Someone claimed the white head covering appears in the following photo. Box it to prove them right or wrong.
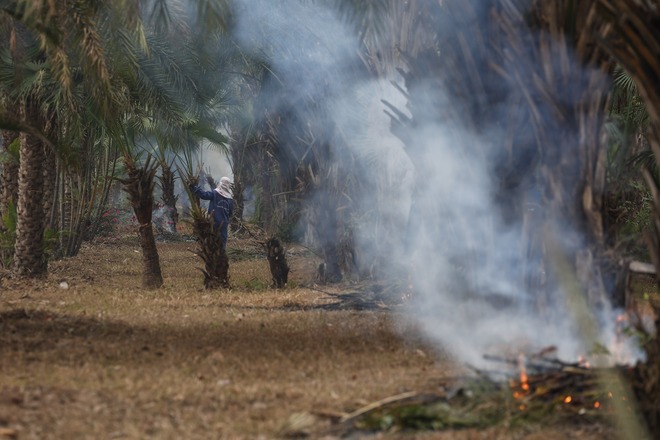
[215,176,233,199]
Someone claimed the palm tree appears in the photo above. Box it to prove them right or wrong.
[592,1,660,435]
[379,0,618,312]
[603,67,652,257]
[1,0,232,281]
[373,0,657,434]
[178,151,230,289]
[232,0,390,282]
[119,152,163,288]
[115,1,234,288]
[496,1,615,309]
[0,0,134,276]
[595,0,660,272]
[13,99,48,276]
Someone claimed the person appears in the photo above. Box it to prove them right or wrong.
[190,176,234,248]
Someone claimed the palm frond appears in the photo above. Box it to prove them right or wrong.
[194,0,232,34]
[613,66,637,94]
[312,0,391,45]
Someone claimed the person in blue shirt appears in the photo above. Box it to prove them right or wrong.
[191,176,234,248]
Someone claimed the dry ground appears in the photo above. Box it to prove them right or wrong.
[0,234,622,439]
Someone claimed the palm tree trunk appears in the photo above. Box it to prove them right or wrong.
[0,130,19,268]
[229,128,247,231]
[184,175,230,289]
[60,170,73,252]
[258,141,276,234]
[1,130,19,218]
[231,175,244,231]
[42,129,58,232]
[120,154,163,289]
[310,189,342,283]
[266,237,289,288]
[138,222,164,288]
[191,208,230,289]
[13,99,47,277]
[159,161,178,232]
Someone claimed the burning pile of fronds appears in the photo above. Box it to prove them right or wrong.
[325,347,656,438]
[484,351,639,421]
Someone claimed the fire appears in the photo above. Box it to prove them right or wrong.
[517,354,529,392]
[510,353,531,407]
[563,396,572,404]
[594,401,600,409]
[577,355,591,369]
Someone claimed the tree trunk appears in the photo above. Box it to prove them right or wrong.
[0,130,19,268]
[13,100,47,277]
[1,131,19,219]
[265,237,289,288]
[159,161,179,232]
[229,128,247,231]
[181,173,229,289]
[120,155,163,289]
[138,222,163,289]
[258,141,276,234]
[231,174,244,231]
[311,189,342,283]
[42,112,58,233]
[60,170,73,252]
[189,201,229,289]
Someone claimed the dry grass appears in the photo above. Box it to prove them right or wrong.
[0,236,616,439]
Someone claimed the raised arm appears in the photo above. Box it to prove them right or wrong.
[191,185,214,200]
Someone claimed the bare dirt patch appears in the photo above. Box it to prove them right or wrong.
[0,237,618,439]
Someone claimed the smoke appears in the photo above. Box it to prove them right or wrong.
[152,205,177,234]
[201,146,233,182]
[231,0,359,100]
[228,1,646,368]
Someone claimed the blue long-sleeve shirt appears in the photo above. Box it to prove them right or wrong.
[191,186,234,247]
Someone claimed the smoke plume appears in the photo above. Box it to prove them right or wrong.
[228,0,646,369]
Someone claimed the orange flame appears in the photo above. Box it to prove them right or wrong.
[517,354,530,392]
[594,401,601,409]
[510,354,531,403]
[577,355,591,369]
[564,396,572,404]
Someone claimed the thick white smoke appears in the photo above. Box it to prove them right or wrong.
[229,0,646,369]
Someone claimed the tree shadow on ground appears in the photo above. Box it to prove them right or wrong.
[0,307,399,369]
